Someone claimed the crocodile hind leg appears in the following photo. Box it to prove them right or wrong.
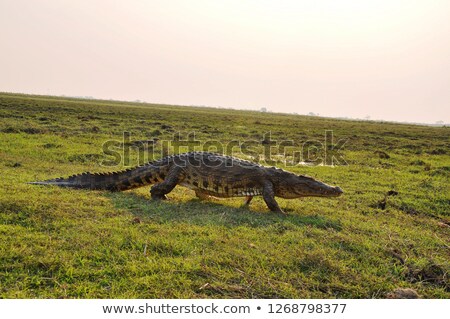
[262,182,284,214]
[150,166,184,200]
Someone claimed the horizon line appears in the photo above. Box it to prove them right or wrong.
[1,90,448,127]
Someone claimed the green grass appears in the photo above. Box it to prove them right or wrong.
[0,92,449,298]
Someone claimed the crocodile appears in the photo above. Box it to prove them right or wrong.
[30,151,343,213]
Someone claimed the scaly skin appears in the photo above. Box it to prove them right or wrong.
[30,152,343,213]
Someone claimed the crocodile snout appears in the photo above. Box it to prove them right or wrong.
[334,186,344,196]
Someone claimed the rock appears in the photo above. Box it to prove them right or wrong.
[386,288,419,299]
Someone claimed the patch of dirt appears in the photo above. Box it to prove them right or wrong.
[42,143,62,149]
[410,159,427,166]
[374,150,390,159]
[386,288,419,299]
[406,262,449,290]
[400,206,419,215]
[131,217,141,224]
[375,199,387,210]
[387,190,399,196]
[5,162,22,168]
[1,127,20,133]
[431,166,450,177]
[428,148,447,155]
[23,127,46,134]
[78,115,102,121]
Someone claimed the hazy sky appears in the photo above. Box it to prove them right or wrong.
[1,0,449,123]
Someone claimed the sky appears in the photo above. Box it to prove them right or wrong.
[1,0,449,124]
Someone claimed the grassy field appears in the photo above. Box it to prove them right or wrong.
[0,92,449,298]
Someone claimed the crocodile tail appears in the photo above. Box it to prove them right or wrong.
[29,165,160,191]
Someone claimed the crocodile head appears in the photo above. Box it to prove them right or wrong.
[275,172,343,199]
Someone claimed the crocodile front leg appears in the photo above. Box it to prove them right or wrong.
[242,195,253,206]
[150,166,184,200]
[262,181,284,214]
